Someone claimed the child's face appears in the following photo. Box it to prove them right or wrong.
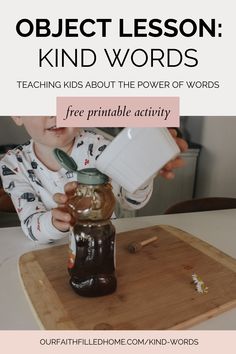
[12,116,78,149]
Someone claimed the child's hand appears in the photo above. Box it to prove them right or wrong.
[52,181,78,232]
[159,128,188,180]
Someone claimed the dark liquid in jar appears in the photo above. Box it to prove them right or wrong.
[69,221,117,297]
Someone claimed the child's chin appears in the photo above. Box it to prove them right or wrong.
[48,127,66,135]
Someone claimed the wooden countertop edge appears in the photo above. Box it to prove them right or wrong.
[162,225,236,272]
[169,299,236,330]
[19,252,76,330]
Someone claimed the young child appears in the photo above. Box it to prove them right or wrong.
[0,116,187,243]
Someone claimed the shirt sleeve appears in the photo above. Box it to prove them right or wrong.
[0,161,69,244]
[112,178,154,211]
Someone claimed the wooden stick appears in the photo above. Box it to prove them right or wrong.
[128,236,158,253]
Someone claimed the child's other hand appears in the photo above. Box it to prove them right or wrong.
[52,181,78,232]
[159,128,188,180]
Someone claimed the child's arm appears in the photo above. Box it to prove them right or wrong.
[0,168,70,243]
[112,178,154,210]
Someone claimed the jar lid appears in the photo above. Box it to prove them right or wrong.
[54,148,109,184]
[77,168,109,185]
[54,148,78,172]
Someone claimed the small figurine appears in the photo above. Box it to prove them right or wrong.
[192,273,208,294]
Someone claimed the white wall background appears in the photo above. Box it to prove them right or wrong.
[185,116,236,198]
[0,116,29,145]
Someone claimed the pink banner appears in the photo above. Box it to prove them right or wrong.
[1,330,236,354]
[56,96,179,127]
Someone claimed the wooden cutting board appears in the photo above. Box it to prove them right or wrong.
[19,225,236,330]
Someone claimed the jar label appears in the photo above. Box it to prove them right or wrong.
[68,229,76,269]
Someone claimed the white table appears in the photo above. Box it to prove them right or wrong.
[1,209,236,330]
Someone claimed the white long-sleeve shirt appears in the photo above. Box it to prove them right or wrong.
[0,130,153,243]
